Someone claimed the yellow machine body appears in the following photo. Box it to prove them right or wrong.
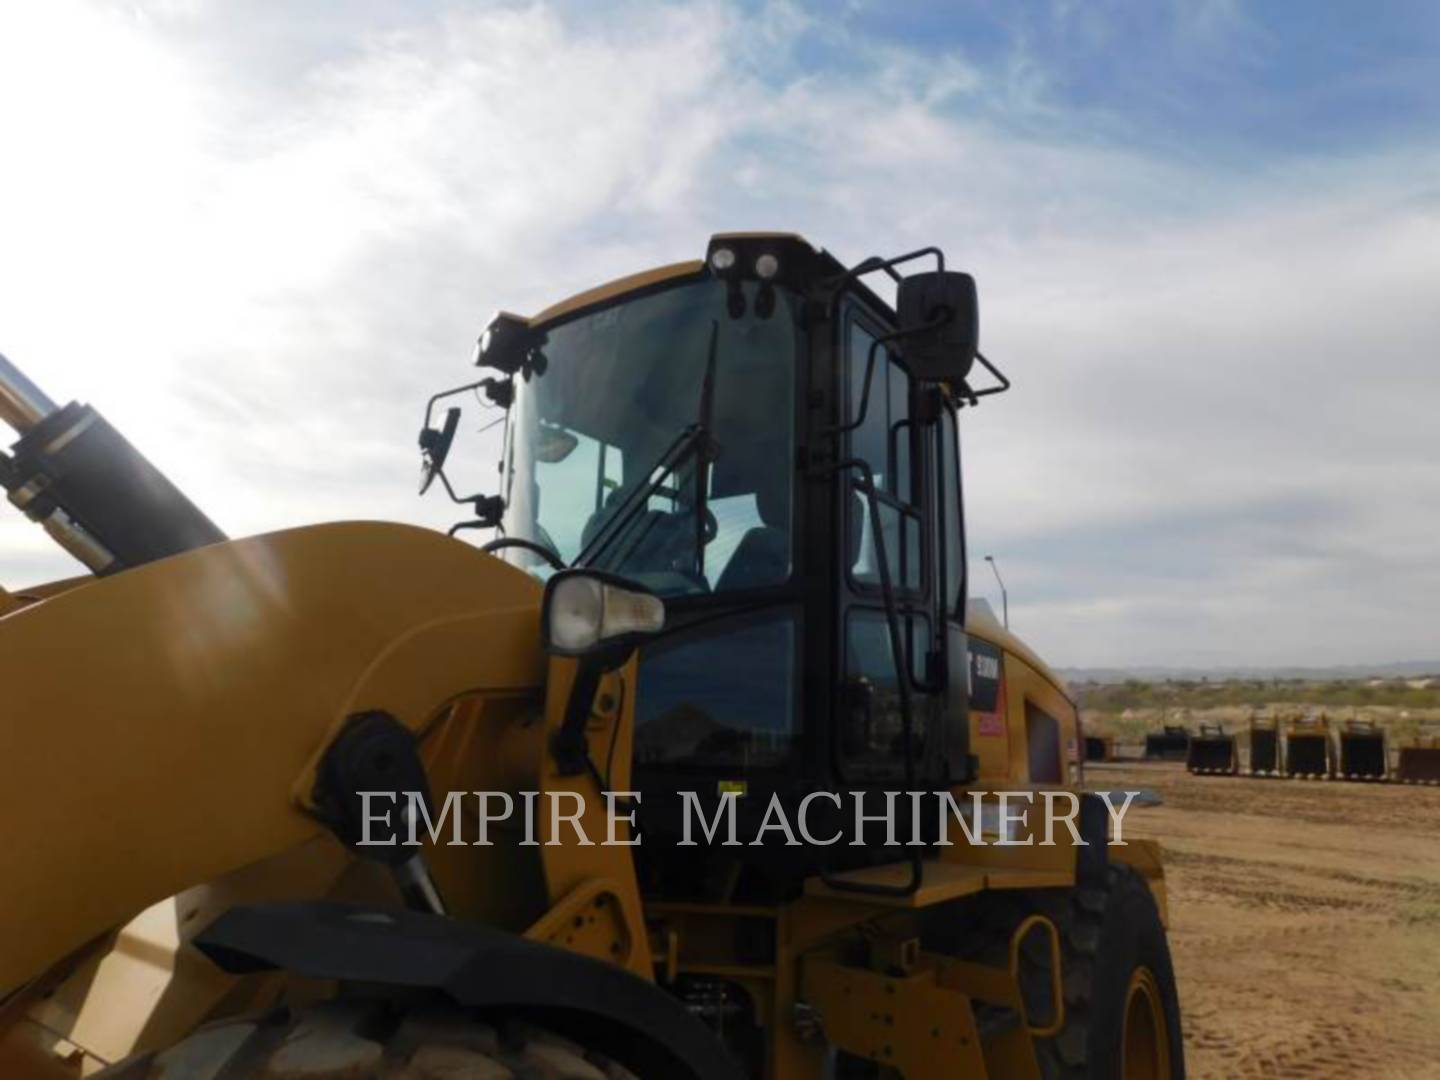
[0,525,1161,1077]
[0,237,1175,1079]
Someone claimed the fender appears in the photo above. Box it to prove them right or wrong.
[0,521,543,992]
[197,900,742,1080]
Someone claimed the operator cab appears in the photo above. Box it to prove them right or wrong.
[420,233,1010,885]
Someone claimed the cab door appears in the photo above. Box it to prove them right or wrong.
[833,303,949,788]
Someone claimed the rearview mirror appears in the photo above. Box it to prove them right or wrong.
[535,422,580,464]
[895,271,978,384]
[418,406,461,494]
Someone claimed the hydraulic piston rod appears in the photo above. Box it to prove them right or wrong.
[1,351,226,574]
[0,350,59,433]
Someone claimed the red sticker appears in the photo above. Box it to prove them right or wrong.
[977,713,1003,736]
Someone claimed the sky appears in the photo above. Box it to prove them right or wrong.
[1,0,1438,669]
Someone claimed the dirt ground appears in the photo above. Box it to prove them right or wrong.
[1086,761,1440,1079]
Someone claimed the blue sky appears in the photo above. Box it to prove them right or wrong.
[836,2,1440,154]
[1,1,1438,668]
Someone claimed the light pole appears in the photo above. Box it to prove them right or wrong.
[984,555,1008,629]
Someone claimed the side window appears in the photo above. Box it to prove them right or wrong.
[848,319,922,590]
[1026,701,1063,784]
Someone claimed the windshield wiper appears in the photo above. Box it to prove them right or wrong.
[575,323,723,575]
[693,320,720,578]
[574,422,706,568]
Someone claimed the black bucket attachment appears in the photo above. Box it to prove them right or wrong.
[1084,735,1115,762]
[1397,738,1440,785]
[1337,721,1387,781]
[1249,718,1281,776]
[1144,725,1190,761]
[1283,719,1334,779]
[1186,723,1237,775]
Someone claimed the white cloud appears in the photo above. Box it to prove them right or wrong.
[2,1,1436,668]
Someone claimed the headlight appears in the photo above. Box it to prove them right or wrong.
[543,571,665,657]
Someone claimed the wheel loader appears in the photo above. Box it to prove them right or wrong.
[0,232,1183,1078]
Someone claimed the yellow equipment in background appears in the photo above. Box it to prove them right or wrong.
[0,233,1182,1078]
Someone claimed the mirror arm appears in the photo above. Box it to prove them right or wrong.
[956,350,1011,407]
[444,496,506,537]
[823,246,945,311]
[433,466,469,505]
[423,379,480,431]
[422,375,512,431]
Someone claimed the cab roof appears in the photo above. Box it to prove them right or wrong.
[521,231,897,330]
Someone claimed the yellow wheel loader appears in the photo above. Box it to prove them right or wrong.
[0,232,1182,1078]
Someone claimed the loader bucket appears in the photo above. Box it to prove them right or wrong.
[1144,725,1190,761]
[1186,725,1237,775]
[1397,741,1440,785]
[1084,735,1114,762]
[1249,724,1280,776]
[1337,724,1387,781]
[1284,731,1333,779]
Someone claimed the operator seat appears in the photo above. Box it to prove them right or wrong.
[580,489,670,566]
[715,476,791,591]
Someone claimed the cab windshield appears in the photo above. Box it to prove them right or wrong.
[499,277,799,597]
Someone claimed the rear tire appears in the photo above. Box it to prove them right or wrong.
[1046,864,1184,1080]
[95,997,642,1079]
[934,864,1185,1080]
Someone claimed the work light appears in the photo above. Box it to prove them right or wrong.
[543,570,665,658]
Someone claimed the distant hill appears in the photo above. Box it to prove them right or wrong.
[1057,661,1440,683]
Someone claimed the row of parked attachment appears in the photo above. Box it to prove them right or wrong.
[1084,718,1440,784]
